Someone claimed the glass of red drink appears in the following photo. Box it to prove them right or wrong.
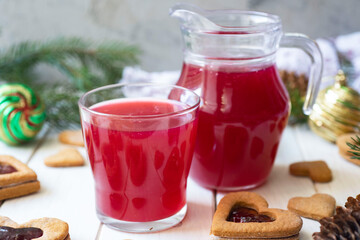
[170,4,323,191]
[78,83,200,232]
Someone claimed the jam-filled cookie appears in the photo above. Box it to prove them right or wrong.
[211,192,302,239]
[0,155,40,201]
[0,216,70,240]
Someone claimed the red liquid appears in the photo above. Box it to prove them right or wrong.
[178,62,289,189]
[83,99,198,222]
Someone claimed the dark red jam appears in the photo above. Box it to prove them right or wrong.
[226,205,274,223]
[0,226,43,240]
[0,164,17,174]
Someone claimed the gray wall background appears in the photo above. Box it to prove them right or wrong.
[0,0,359,72]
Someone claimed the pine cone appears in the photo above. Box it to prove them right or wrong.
[279,70,309,125]
[279,70,308,97]
[313,194,360,240]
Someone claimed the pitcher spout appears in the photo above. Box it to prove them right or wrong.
[169,3,219,31]
[170,3,283,59]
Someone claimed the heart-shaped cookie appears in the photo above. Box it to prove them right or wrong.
[0,155,40,201]
[211,192,302,239]
[288,193,336,221]
[59,130,84,147]
[0,216,70,240]
[44,148,85,167]
[289,161,332,182]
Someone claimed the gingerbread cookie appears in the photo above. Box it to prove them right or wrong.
[44,148,85,167]
[336,133,360,166]
[0,155,40,201]
[289,160,332,182]
[58,130,84,147]
[288,193,336,221]
[0,216,70,240]
[211,192,302,239]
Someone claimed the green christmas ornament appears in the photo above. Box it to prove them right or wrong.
[0,83,46,145]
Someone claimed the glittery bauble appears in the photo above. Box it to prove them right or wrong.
[309,71,360,142]
[0,83,46,145]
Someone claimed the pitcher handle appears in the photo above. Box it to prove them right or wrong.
[280,33,323,115]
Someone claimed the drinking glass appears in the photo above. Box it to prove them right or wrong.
[78,83,200,232]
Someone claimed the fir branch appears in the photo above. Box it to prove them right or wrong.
[0,37,139,90]
[347,135,360,160]
[34,82,84,128]
[288,88,307,124]
[0,37,140,127]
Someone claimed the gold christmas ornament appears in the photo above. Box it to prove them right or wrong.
[309,71,360,142]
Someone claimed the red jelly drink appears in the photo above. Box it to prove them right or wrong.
[83,99,198,222]
[178,62,290,190]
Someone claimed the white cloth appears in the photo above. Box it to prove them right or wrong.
[121,67,179,85]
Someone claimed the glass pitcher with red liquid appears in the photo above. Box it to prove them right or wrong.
[170,3,323,191]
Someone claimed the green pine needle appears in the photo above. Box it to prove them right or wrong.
[346,135,360,160]
[0,37,140,128]
[288,88,307,125]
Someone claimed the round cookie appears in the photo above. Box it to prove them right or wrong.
[336,133,360,166]
[339,150,360,166]
[336,133,358,156]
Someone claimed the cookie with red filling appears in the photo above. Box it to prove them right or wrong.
[0,155,40,201]
[0,216,70,240]
[211,192,302,239]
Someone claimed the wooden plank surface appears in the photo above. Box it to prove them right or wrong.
[295,125,360,206]
[216,127,320,239]
[0,126,358,239]
[0,126,49,163]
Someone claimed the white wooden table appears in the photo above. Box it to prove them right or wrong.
[1,125,359,240]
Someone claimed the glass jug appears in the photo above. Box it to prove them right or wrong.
[170,3,323,191]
